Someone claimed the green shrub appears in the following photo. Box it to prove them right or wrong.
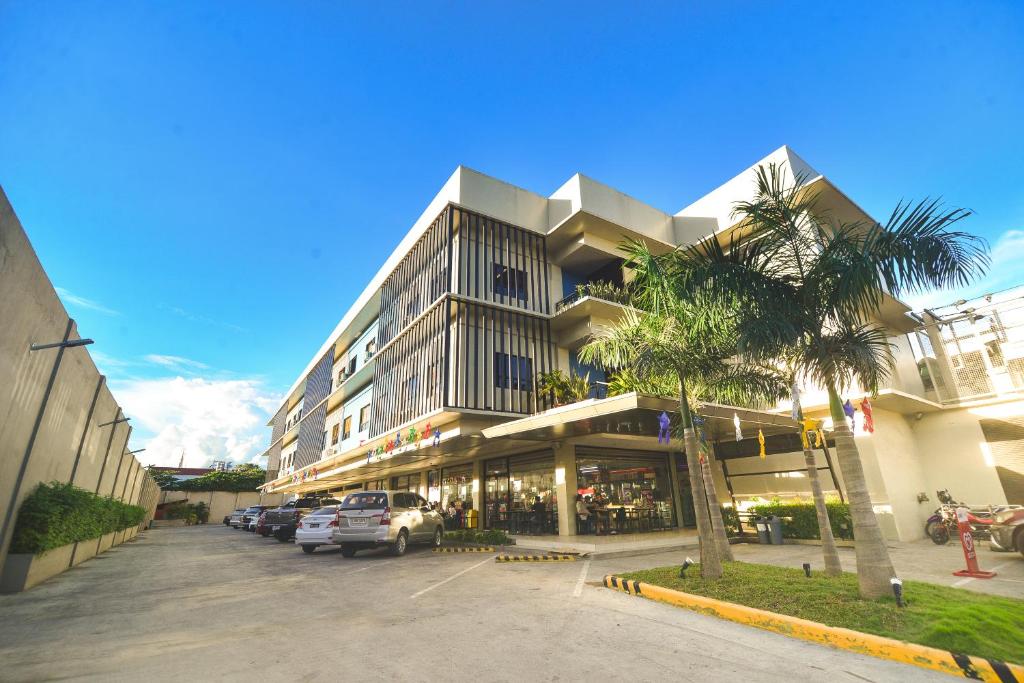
[10,482,147,554]
[748,501,854,540]
[444,528,513,546]
[719,506,741,536]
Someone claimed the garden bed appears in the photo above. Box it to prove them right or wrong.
[618,561,1023,664]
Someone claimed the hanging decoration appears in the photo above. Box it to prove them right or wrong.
[408,427,419,446]
[814,420,824,447]
[733,412,743,441]
[860,397,875,433]
[311,467,318,479]
[394,431,402,448]
[800,417,816,449]
[843,399,856,431]
[657,411,671,444]
[433,427,442,447]
[790,382,802,422]
[758,429,766,459]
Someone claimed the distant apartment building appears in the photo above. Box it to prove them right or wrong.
[258,147,1018,542]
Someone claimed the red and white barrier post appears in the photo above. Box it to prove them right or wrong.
[951,507,996,579]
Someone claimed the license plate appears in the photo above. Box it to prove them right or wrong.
[349,518,368,527]
[272,525,280,531]
[308,523,320,528]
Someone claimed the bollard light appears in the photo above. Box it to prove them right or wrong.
[890,577,904,607]
[802,562,811,578]
[679,556,694,578]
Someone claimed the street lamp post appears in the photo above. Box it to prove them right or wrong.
[0,321,95,558]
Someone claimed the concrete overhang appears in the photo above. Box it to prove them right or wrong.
[787,388,944,417]
[547,211,675,270]
[481,392,799,443]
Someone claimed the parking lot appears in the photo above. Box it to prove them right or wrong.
[0,526,958,682]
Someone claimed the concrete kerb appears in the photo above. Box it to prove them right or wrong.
[602,575,1023,682]
[433,546,496,553]
[496,553,577,562]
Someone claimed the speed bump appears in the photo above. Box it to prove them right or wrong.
[433,546,495,553]
[602,575,1023,681]
[495,554,576,562]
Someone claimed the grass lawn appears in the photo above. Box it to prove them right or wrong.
[618,561,1024,664]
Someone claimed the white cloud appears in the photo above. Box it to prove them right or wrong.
[55,287,119,315]
[111,376,279,468]
[144,354,209,370]
[904,227,1024,311]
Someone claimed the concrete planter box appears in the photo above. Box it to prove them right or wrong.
[97,531,115,554]
[70,539,98,567]
[0,544,75,593]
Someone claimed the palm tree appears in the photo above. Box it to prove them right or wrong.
[579,262,787,575]
[679,163,988,597]
[786,366,843,577]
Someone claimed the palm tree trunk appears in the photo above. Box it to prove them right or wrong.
[679,378,722,579]
[827,385,895,598]
[803,445,843,576]
[700,448,734,561]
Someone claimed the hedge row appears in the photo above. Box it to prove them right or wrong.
[748,502,854,540]
[10,482,147,554]
[443,528,513,546]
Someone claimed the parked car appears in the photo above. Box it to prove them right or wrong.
[241,505,273,531]
[255,511,270,537]
[333,491,443,557]
[295,506,340,553]
[990,507,1024,557]
[228,508,248,528]
[223,511,238,526]
[264,496,341,542]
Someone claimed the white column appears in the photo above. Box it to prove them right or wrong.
[554,442,576,536]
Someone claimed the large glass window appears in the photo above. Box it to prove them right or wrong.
[484,452,556,535]
[391,474,419,493]
[576,449,676,534]
[440,464,472,509]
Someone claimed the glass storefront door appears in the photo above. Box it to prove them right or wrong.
[575,447,677,534]
[440,464,473,529]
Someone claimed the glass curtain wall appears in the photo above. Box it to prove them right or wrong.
[484,451,556,535]
[575,448,676,534]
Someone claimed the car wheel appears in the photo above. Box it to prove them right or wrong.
[340,545,357,558]
[275,529,291,543]
[301,545,316,554]
[926,521,950,545]
[390,530,408,556]
[432,527,443,548]
[259,529,270,537]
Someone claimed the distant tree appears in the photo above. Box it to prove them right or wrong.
[176,466,266,493]
[147,466,179,491]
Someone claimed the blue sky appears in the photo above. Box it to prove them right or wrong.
[2,2,1022,466]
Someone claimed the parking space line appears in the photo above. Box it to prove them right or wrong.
[410,556,492,599]
[573,559,591,597]
[951,561,1014,587]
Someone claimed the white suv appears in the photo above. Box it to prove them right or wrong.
[333,491,444,557]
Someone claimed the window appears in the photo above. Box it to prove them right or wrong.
[331,424,340,446]
[343,416,352,441]
[494,352,533,390]
[359,405,370,432]
[365,339,376,358]
[348,356,357,374]
[493,263,528,301]
[407,374,418,400]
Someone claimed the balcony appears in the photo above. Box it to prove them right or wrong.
[551,283,633,348]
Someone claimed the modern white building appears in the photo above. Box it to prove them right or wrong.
[258,146,1020,542]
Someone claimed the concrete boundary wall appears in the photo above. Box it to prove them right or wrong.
[0,186,158,575]
[159,491,285,523]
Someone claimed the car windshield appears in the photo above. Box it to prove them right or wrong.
[309,507,336,516]
[245,507,262,513]
[341,492,388,510]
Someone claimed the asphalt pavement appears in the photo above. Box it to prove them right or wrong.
[0,525,955,682]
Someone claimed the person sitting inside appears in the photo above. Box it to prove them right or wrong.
[576,493,592,534]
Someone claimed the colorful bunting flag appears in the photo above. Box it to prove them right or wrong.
[758,429,766,459]
[733,412,743,441]
[861,397,874,433]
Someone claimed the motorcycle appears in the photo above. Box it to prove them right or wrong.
[924,489,1020,545]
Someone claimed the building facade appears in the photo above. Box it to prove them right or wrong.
[259,147,1019,542]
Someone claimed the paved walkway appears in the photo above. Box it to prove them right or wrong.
[0,525,953,682]
[731,539,1024,598]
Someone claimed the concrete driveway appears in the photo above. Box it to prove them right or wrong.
[730,538,1024,599]
[0,526,953,682]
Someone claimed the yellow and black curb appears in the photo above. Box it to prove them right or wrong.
[602,575,1022,682]
[433,546,496,553]
[496,554,577,562]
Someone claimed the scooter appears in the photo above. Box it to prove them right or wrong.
[924,489,1014,545]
